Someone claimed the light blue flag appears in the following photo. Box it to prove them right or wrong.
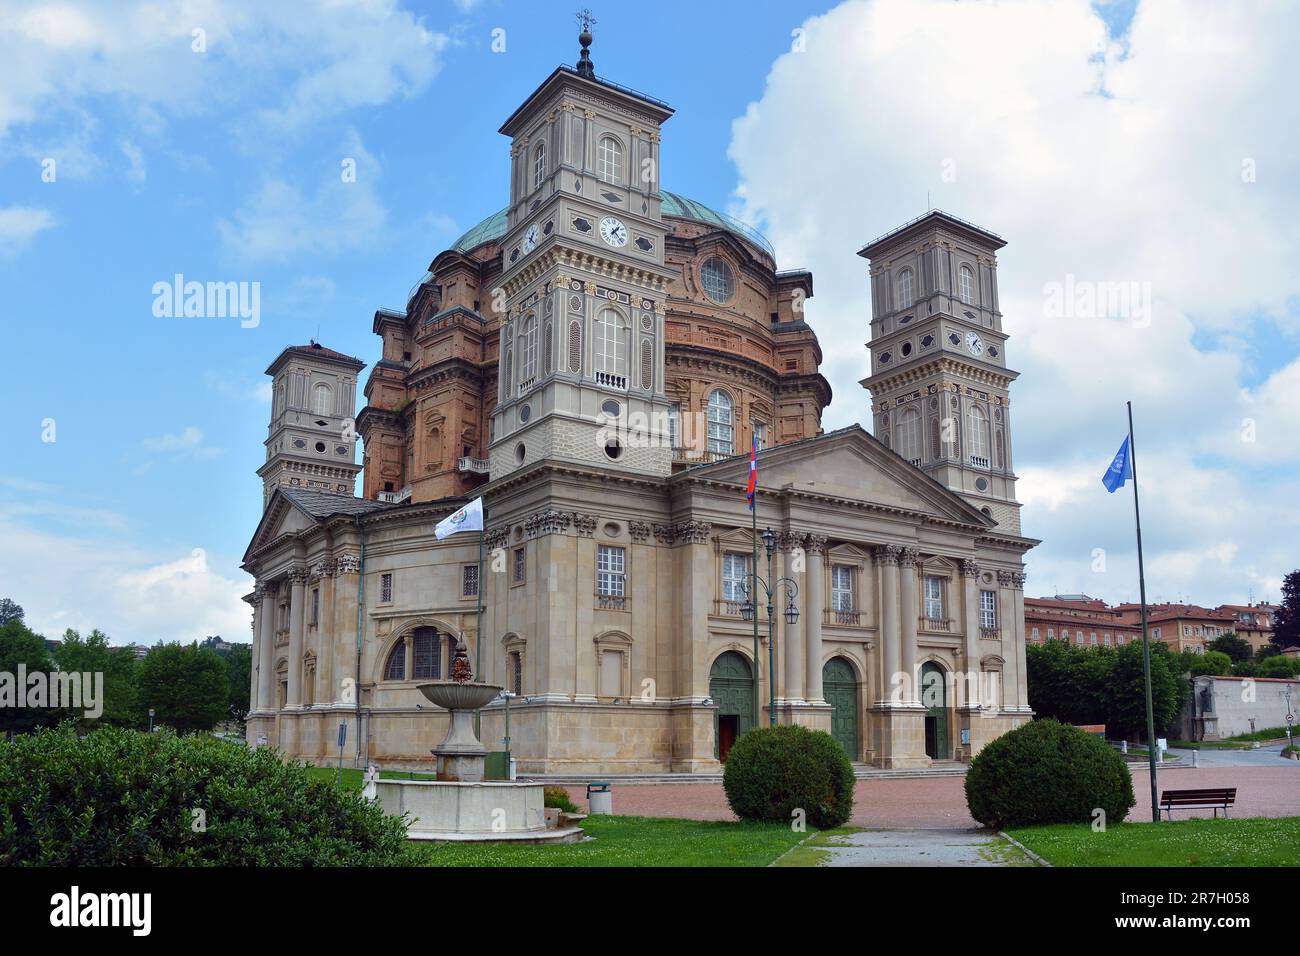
[1101,436,1133,493]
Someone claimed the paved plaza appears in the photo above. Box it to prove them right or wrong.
[559,764,1300,828]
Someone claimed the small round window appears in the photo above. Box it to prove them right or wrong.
[601,399,621,418]
[515,443,526,463]
[519,403,532,423]
[605,440,623,460]
[700,257,734,304]
[314,441,326,453]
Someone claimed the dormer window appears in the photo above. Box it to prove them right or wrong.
[598,136,623,184]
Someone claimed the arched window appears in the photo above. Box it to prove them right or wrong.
[897,268,914,309]
[593,308,625,383]
[383,641,405,681]
[959,265,975,305]
[967,404,988,462]
[707,389,734,455]
[895,408,921,464]
[533,142,546,190]
[598,136,623,184]
[412,628,441,680]
[519,313,538,383]
[312,382,332,415]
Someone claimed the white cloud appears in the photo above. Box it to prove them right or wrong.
[0,0,449,149]
[0,516,251,644]
[216,130,388,261]
[140,425,222,464]
[119,137,145,184]
[0,204,56,255]
[729,0,1300,605]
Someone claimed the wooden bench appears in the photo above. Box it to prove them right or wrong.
[1159,787,1236,820]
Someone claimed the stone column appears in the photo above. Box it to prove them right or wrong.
[286,568,307,708]
[671,521,714,699]
[333,552,361,707]
[403,633,414,679]
[996,570,1016,712]
[873,545,901,703]
[247,589,261,710]
[780,532,805,705]
[314,559,336,705]
[899,547,920,705]
[804,535,827,703]
[257,583,276,712]
[1014,574,1028,711]
[959,561,981,709]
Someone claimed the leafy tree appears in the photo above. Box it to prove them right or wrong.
[1104,640,1187,740]
[1274,570,1300,649]
[0,619,59,735]
[1208,632,1252,663]
[136,642,229,733]
[1257,644,1281,660]
[1232,658,1262,678]
[1187,650,1232,677]
[1259,655,1300,679]
[0,599,23,626]
[53,629,143,728]
[225,643,252,723]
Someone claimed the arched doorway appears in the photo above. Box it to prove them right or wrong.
[709,651,754,762]
[822,657,859,759]
[921,661,949,760]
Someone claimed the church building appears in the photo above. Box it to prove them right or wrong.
[243,28,1037,773]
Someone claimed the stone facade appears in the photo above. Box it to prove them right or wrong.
[243,34,1037,774]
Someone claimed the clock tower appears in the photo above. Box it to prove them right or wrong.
[489,23,678,481]
[859,211,1023,533]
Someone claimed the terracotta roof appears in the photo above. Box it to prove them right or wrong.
[265,341,366,375]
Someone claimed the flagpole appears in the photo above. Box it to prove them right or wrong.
[1128,401,1160,823]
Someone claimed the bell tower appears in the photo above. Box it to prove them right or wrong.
[258,342,364,507]
[488,20,678,480]
[859,211,1022,533]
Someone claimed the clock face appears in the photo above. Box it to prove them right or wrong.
[599,216,628,247]
[965,331,984,356]
[522,223,539,254]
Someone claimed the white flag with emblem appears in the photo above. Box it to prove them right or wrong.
[434,496,484,540]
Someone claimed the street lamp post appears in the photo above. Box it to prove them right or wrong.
[741,527,800,726]
[148,708,155,733]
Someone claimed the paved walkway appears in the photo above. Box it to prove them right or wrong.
[559,765,1300,827]
[776,828,1035,867]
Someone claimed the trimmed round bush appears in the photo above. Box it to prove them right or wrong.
[965,718,1135,829]
[0,724,416,865]
[722,724,854,829]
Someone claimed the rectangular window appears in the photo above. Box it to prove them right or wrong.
[310,587,319,626]
[1047,628,1055,640]
[510,651,522,696]
[513,548,526,584]
[380,573,393,604]
[722,552,752,603]
[596,545,626,596]
[667,403,680,449]
[923,575,944,619]
[462,565,479,598]
[979,589,997,629]
[1031,626,1039,641]
[1090,631,1098,645]
[831,565,854,611]
[753,421,769,451]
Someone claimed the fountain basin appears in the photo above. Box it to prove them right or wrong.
[374,778,584,844]
[418,680,502,711]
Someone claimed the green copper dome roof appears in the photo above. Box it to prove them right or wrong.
[450,191,773,258]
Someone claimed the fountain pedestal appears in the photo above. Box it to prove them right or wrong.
[370,675,582,843]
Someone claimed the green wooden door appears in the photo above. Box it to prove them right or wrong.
[921,662,948,759]
[710,652,754,760]
[822,657,859,758]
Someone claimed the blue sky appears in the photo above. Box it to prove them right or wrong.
[4,0,1297,644]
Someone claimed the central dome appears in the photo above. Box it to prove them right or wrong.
[450,190,773,258]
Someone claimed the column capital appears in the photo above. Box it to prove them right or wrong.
[997,569,1024,589]
[335,553,361,575]
[872,543,901,566]
[898,546,920,568]
[310,559,336,581]
[961,559,981,578]
[804,534,828,556]
[652,523,675,546]
[288,567,310,587]
[628,520,652,544]
[673,520,712,545]
[776,530,804,553]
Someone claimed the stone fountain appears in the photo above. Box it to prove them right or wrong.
[372,640,583,843]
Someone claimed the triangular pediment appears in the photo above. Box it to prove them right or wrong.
[677,425,993,527]
[243,490,325,563]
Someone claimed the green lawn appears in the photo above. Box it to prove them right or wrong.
[1008,817,1300,867]
[412,814,808,867]
[304,766,806,866]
